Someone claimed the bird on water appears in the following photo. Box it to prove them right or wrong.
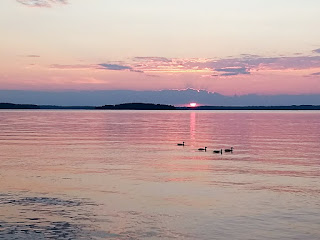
[198,147,207,152]
[213,149,222,154]
[177,142,185,146]
[225,147,233,152]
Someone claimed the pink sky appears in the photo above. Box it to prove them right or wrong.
[1,0,320,95]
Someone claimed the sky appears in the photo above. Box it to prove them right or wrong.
[1,0,320,96]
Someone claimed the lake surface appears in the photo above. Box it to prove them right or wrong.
[0,110,319,239]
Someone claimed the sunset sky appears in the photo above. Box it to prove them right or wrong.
[1,0,320,95]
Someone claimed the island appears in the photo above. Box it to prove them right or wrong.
[0,103,40,109]
[96,103,176,110]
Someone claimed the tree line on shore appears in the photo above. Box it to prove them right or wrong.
[1,102,320,110]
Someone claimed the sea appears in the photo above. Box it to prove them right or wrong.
[0,110,319,240]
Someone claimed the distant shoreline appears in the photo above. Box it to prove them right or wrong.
[1,102,320,110]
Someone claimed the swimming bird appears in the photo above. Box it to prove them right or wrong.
[224,147,233,152]
[198,147,207,152]
[177,142,185,146]
[213,149,222,154]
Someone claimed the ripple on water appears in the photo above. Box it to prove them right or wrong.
[0,193,118,239]
[0,193,192,239]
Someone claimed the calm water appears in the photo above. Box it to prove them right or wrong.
[0,110,320,240]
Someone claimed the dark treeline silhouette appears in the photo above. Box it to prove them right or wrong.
[39,105,94,109]
[178,105,320,110]
[0,103,94,109]
[0,103,40,109]
[96,103,176,110]
[1,102,320,110]
[2,89,320,106]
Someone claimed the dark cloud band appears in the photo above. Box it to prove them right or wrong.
[215,67,250,76]
[98,64,133,71]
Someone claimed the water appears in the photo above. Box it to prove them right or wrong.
[0,110,319,239]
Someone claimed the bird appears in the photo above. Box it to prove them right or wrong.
[198,147,207,151]
[213,149,222,154]
[177,142,185,146]
[224,147,233,152]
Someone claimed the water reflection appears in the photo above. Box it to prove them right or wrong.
[189,111,196,141]
[0,110,320,239]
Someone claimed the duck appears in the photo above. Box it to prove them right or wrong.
[224,147,233,152]
[177,142,185,146]
[213,149,222,154]
[198,147,207,152]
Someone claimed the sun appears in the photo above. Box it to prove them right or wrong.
[189,102,197,107]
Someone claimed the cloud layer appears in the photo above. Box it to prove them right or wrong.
[50,63,143,73]
[313,48,320,54]
[129,54,320,76]
[17,0,68,8]
[49,53,320,78]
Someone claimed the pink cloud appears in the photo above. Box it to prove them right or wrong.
[47,54,320,79]
[131,55,320,76]
[10,53,318,95]
[50,63,143,73]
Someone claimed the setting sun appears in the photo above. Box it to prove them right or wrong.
[189,102,197,107]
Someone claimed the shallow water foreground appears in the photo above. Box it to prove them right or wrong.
[0,110,320,239]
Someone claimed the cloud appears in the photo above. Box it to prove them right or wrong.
[50,53,320,77]
[98,63,133,71]
[184,55,320,72]
[50,63,133,71]
[50,63,144,73]
[26,55,40,58]
[134,57,172,62]
[313,48,320,54]
[310,72,320,76]
[132,57,207,73]
[16,0,68,8]
[50,64,93,69]
[215,67,250,76]
[98,63,144,73]
[271,56,320,70]
[239,54,261,58]
[130,54,320,76]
